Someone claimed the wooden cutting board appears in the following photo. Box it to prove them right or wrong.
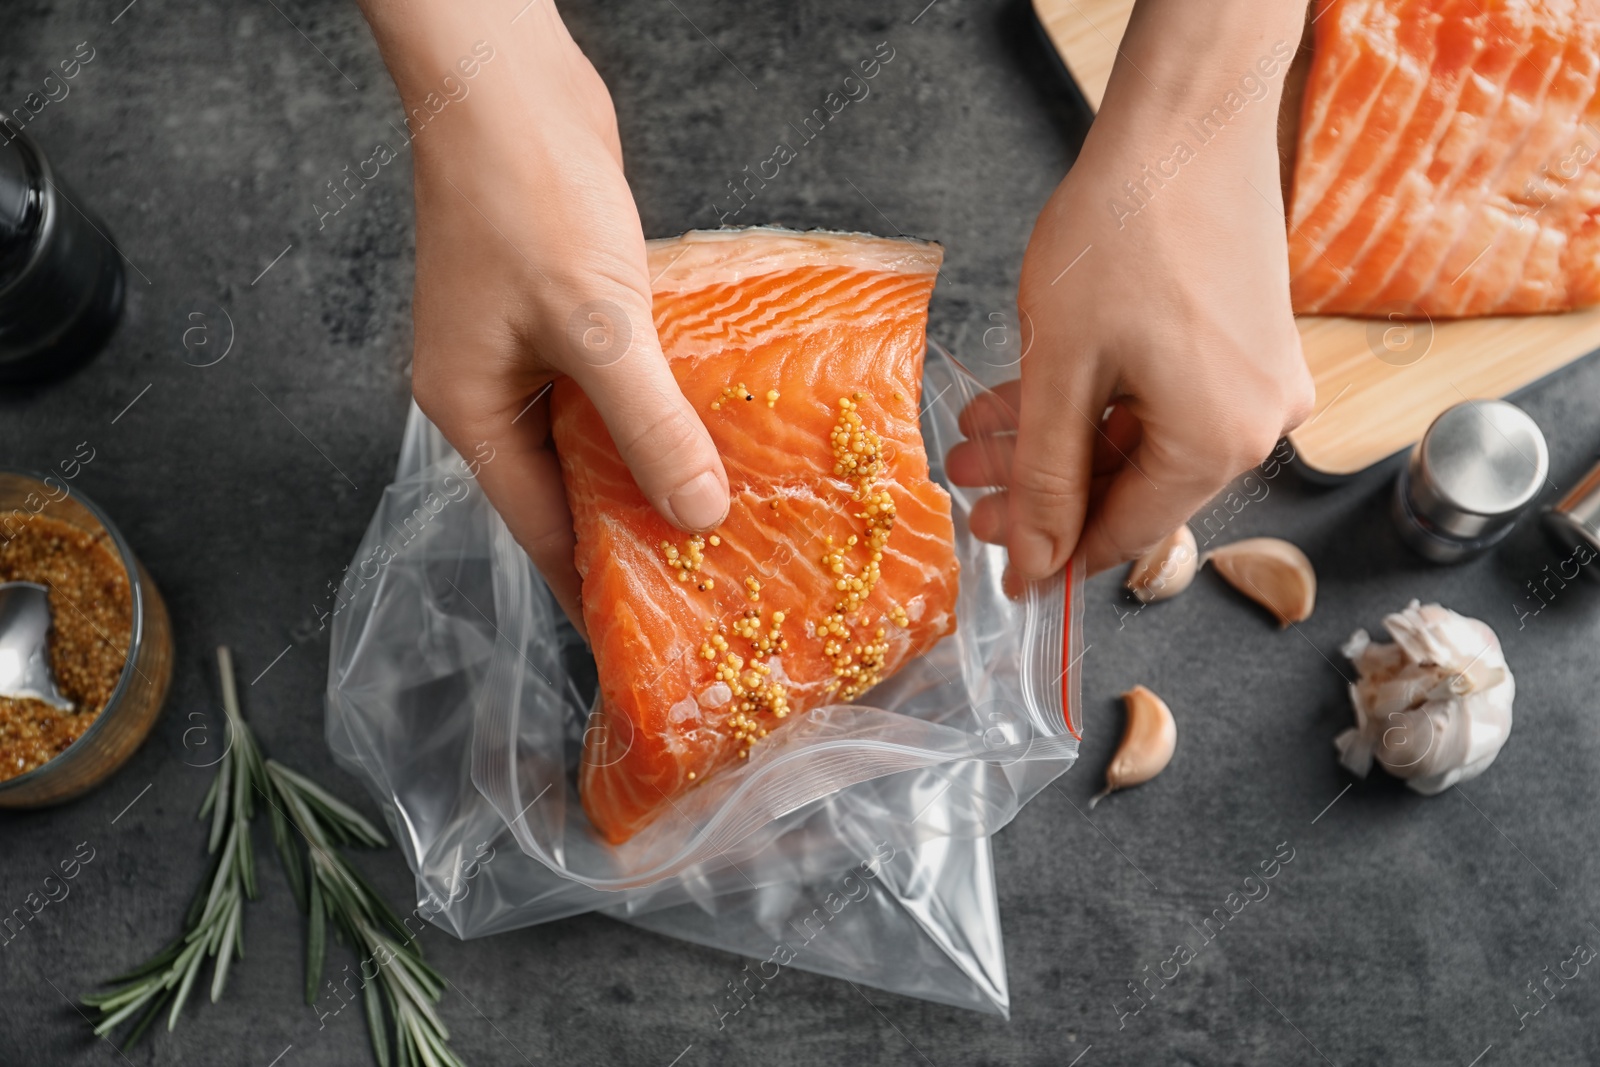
[1033,0,1600,477]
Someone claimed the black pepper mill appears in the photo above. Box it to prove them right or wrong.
[0,128,123,384]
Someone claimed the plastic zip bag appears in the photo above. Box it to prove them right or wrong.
[326,342,1086,1016]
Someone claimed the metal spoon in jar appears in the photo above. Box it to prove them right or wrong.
[0,582,73,709]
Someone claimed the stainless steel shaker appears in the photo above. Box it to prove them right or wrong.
[1392,399,1549,563]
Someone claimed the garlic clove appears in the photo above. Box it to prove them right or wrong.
[1126,525,1199,604]
[1090,684,1177,808]
[1203,537,1316,627]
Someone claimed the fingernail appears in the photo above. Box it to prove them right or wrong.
[1009,525,1059,581]
[665,471,727,531]
[1001,565,1025,601]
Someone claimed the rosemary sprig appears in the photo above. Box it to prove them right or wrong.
[269,759,464,1067]
[82,646,264,1045]
[83,647,468,1067]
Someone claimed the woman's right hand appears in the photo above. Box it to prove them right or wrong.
[947,0,1314,581]
[359,1,729,631]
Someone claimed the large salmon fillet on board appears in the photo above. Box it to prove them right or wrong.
[551,227,961,846]
[1288,0,1600,317]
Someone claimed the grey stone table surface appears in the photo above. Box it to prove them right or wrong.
[5,1,1600,1065]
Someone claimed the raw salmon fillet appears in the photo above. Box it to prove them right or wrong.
[552,228,960,845]
[1288,0,1600,317]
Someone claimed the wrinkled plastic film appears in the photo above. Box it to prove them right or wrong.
[326,343,1086,1016]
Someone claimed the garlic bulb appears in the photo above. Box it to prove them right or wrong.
[1091,685,1176,808]
[1127,526,1198,603]
[1334,600,1514,796]
[1203,537,1316,626]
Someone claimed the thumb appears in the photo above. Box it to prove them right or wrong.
[1006,374,1101,581]
[559,294,729,531]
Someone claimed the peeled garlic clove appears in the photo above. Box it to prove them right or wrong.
[1090,685,1176,808]
[1204,537,1316,627]
[1126,525,1199,604]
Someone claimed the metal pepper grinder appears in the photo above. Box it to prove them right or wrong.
[1545,456,1600,581]
[0,128,124,383]
[1392,399,1549,563]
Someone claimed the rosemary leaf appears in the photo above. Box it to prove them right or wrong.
[415,1026,447,1067]
[397,1014,417,1067]
[231,726,249,837]
[101,937,184,987]
[389,944,444,1002]
[195,833,236,930]
[306,877,326,1005]
[166,937,206,1031]
[363,969,390,1067]
[182,854,217,930]
[198,765,219,821]
[84,981,157,1015]
[410,954,447,995]
[120,991,170,1050]
[345,865,413,943]
[164,939,203,993]
[382,948,447,1036]
[91,986,160,1036]
[239,808,258,900]
[206,753,231,853]
[271,762,388,846]
[270,798,308,912]
[210,900,242,1003]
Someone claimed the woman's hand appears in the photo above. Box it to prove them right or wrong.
[950,0,1314,579]
[359,2,728,629]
